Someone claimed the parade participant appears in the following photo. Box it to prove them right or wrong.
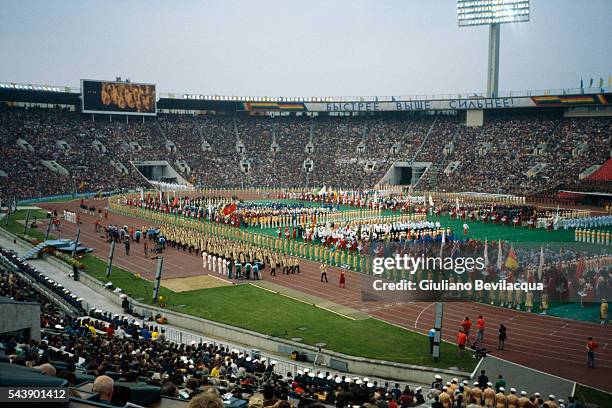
[234,260,242,279]
[517,391,529,408]
[470,382,483,406]
[483,383,496,408]
[227,259,233,279]
[244,261,252,280]
[497,324,507,350]
[438,387,452,408]
[144,241,148,258]
[320,263,328,283]
[586,336,598,368]
[456,329,467,357]
[507,388,519,408]
[270,256,276,276]
[292,257,300,274]
[218,256,225,275]
[463,223,469,235]
[461,317,472,339]
[251,261,258,279]
[339,269,346,288]
[476,315,485,345]
[495,387,507,408]
[540,293,549,315]
[525,291,533,313]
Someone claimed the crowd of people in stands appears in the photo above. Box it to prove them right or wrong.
[417,113,611,196]
[1,105,610,201]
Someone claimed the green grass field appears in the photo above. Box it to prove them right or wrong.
[79,254,476,370]
[1,209,50,241]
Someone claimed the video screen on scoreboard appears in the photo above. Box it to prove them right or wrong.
[81,79,156,115]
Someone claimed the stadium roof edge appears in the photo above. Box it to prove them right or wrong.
[1,80,610,103]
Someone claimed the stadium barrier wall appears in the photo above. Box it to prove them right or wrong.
[15,190,121,205]
[0,300,41,342]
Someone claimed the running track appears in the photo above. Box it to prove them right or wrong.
[38,199,612,391]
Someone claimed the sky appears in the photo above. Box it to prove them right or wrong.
[0,0,610,97]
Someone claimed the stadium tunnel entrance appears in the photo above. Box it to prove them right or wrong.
[378,161,430,186]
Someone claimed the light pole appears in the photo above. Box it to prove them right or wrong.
[457,0,530,97]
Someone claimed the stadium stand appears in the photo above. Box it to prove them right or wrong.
[1,105,610,201]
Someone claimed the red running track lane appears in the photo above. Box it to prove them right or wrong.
[37,200,612,391]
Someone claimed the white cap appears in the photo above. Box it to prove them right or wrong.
[446,382,451,386]
[474,382,479,386]
[363,378,370,382]
[487,382,493,387]
[415,387,422,392]
[317,373,324,379]
[442,386,448,391]
[534,393,541,397]
[521,391,527,396]
[245,357,252,362]
[499,387,505,392]
[367,382,374,388]
[335,377,342,384]
[308,372,315,378]
[510,388,516,393]
[549,395,555,399]
[327,375,333,380]
[435,375,442,380]
[463,380,469,385]
[356,379,363,385]
[452,378,458,383]
[270,360,277,365]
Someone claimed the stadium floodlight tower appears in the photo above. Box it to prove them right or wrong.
[457,0,530,97]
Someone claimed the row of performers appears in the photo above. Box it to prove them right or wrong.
[287,220,452,246]
[156,223,299,271]
[126,197,404,230]
[279,191,408,210]
[149,222,374,273]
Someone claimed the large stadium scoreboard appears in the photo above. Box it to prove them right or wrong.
[81,79,156,115]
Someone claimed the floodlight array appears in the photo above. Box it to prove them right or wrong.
[458,0,530,26]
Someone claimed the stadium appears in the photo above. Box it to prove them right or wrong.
[0,1,611,407]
